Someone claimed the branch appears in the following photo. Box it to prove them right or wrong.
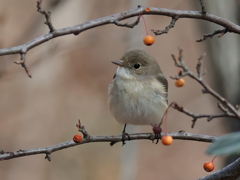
[1,7,240,57]
[198,157,240,180]
[151,16,179,35]
[0,132,216,161]
[14,54,32,78]
[199,0,207,14]
[37,1,55,33]
[218,102,230,114]
[113,15,141,28]
[76,120,90,139]
[171,49,240,125]
[196,28,228,42]
[196,52,206,79]
[172,102,236,128]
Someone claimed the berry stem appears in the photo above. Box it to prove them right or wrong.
[158,102,176,136]
[164,109,168,135]
[141,15,149,35]
[211,155,217,163]
[159,102,175,127]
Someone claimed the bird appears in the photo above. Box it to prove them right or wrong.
[108,48,168,145]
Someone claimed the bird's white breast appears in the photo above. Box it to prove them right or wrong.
[108,67,167,126]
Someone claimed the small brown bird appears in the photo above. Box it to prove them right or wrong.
[108,49,168,145]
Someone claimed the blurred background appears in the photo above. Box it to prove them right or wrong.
[0,0,240,179]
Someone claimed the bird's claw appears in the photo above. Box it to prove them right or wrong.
[122,132,130,146]
[154,133,161,144]
[152,126,162,144]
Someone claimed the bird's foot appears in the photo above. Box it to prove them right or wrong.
[154,133,161,144]
[152,126,162,144]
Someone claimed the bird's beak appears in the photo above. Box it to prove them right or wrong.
[111,60,123,67]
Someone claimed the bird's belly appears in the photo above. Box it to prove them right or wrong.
[109,81,167,126]
[113,110,164,126]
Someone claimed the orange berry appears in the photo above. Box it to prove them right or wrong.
[143,35,154,46]
[145,7,150,12]
[175,78,185,87]
[161,135,173,145]
[203,161,214,172]
[73,134,82,143]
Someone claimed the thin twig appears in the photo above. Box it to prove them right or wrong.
[172,102,236,128]
[76,119,90,140]
[151,16,179,35]
[218,102,229,114]
[113,5,147,29]
[196,53,206,79]
[112,6,144,29]
[113,18,140,28]
[14,54,32,78]
[170,49,240,123]
[37,1,55,33]
[177,48,188,72]
[171,49,188,73]
[199,0,207,14]
[196,28,228,42]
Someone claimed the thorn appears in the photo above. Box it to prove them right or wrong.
[73,32,80,36]
[207,117,213,121]
[178,130,186,133]
[45,152,51,162]
[0,149,4,154]
[191,118,197,128]
[202,89,207,94]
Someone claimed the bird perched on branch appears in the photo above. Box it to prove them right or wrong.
[108,48,168,145]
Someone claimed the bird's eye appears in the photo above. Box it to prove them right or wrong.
[133,63,141,69]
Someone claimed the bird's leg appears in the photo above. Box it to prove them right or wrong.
[152,126,162,144]
[122,124,130,146]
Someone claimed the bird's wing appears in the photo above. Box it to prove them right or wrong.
[113,73,116,79]
[155,73,168,102]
